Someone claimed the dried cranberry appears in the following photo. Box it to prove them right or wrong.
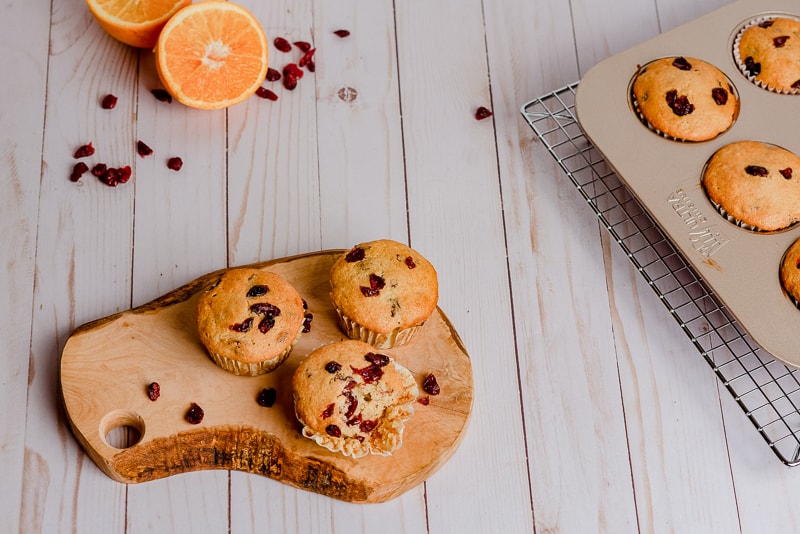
[96,165,131,187]
[298,48,316,68]
[91,163,107,177]
[257,388,277,407]
[274,37,292,52]
[137,140,153,157]
[118,166,132,184]
[665,90,694,116]
[250,302,280,316]
[345,246,365,262]
[745,165,769,177]
[744,56,761,76]
[265,67,281,82]
[759,20,775,28]
[167,157,183,171]
[321,403,335,419]
[359,419,378,433]
[325,361,342,373]
[283,63,304,79]
[302,312,313,333]
[283,73,298,90]
[101,94,118,109]
[256,87,278,101]
[70,162,89,182]
[73,142,95,159]
[422,374,440,395]
[294,41,312,52]
[99,167,119,187]
[793,80,800,90]
[364,352,390,367]
[475,106,493,120]
[306,60,316,73]
[230,317,254,332]
[185,403,204,424]
[147,382,160,402]
[774,36,789,48]
[343,390,358,419]
[360,273,385,297]
[325,424,342,437]
[780,168,793,179]
[671,57,692,71]
[151,89,172,103]
[258,316,276,333]
[247,285,269,297]
[333,29,350,38]
[404,256,416,269]
[711,87,728,105]
[417,397,430,406]
[352,363,383,384]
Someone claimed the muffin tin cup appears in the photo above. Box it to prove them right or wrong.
[733,13,800,95]
[575,0,800,368]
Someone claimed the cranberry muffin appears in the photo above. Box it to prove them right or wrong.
[701,141,800,232]
[736,17,800,94]
[196,268,306,376]
[631,56,739,141]
[292,340,419,458]
[329,239,438,349]
[780,238,800,309]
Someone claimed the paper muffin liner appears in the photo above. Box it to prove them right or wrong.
[206,328,302,376]
[334,307,421,349]
[733,14,800,95]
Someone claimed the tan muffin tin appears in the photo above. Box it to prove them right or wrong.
[575,0,800,368]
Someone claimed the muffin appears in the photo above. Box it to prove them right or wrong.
[196,268,306,376]
[701,141,800,232]
[631,56,739,141]
[736,17,800,94]
[292,340,419,458]
[780,238,800,309]
[329,239,438,349]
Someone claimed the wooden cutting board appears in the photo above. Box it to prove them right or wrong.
[60,250,473,503]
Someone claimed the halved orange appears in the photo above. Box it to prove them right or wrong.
[86,0,191,49]
[154,1,269,110]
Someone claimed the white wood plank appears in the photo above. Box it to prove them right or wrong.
[394,0,533,532]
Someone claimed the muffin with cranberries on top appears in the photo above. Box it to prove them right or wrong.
[329,239,438,349]
[292,340,419,458]
[196,268,306,376]
[736,17,800,94]
[631,56,739,141]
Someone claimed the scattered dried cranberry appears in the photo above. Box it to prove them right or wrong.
[364,352,390,367]
[250,302,280,317]
[274,37,292,52]
[230,317,254,332]
[780,167,793,179]
[258,316,276,333]
[306,60,316,73]
[283,63,304,79]
[257,387,277,407]
[774,36,789,48]
[294,41,312,53]
[151,89,172,103]
[302,312,313,333]
[117,165,132,184]
[101,94,118,109]
[352,362,383,384]
[475,106,493,120]
[96,165,132,187]
[665,90,694,116]
[321,403,335,419]
[744,56,761,76]
[137,140,153,157]
[745,165,769,177]
[325,361,342,373]
[265,67,281,82]
[298,48,316,68]
[345,246,365,262]
[360,273,385,297]
[333,29,350,38]
[247,285,269,297]
[343,390,358,418]
[326,424,342,437]
[359,419,378,433]
[73,142,95,159]
[759,20,775,28]
[422,374,440,395]
[405,256,416,269]
[671,57,692,71]
[256,87,278,100]
[167,157,183,171]
[711,87,728,105]
[185,403,204,424]
[91,163,107,177]
[283,73,298,90]
[70,162,89,182]
[147,382,160,402]
[417,397,430,406]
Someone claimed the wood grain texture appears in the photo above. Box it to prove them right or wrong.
[61,251,473,503]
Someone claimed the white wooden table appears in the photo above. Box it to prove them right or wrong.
[4,0,800,532]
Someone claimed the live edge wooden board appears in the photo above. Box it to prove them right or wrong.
[60,250,473,503]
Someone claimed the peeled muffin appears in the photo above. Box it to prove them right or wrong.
[330,239,438,349]
[196,268,306,376]
[292,340,419,458]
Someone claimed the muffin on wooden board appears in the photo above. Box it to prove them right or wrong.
[736,17,800,94]
[780,238,800,309]
[329,239,438,349]
[196,268,305,376]
[292,340,419,458]
[631,56,739,141]
[701,141,800,232]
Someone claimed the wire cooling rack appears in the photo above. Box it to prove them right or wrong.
[521,82,800,466]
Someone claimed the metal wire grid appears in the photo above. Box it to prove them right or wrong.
[520,83,800,466]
